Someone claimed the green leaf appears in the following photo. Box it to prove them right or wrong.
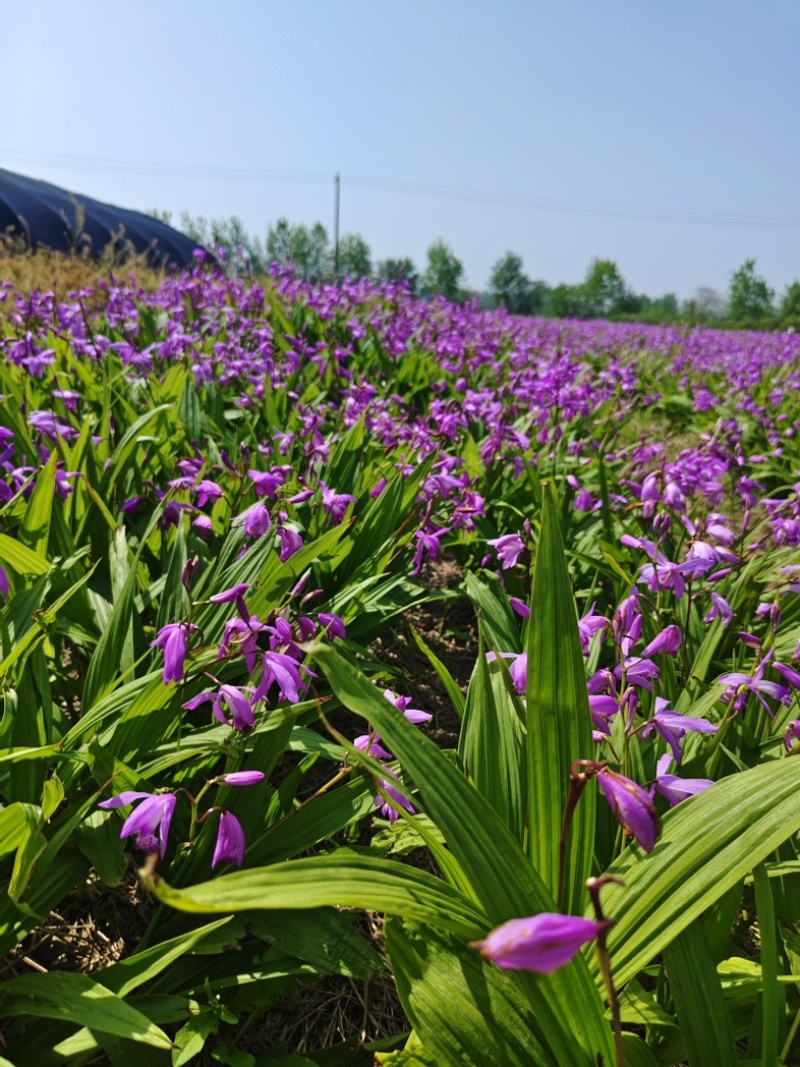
[664,921,737,1066]
[250,907,382,979]
[464,570,521,654]
[307,641,613,1065]
[385,917,558,1067]
[526,482,595,914]
[0,533,50,576]
[0,972,173,1050]
[409,624,465,720]
[18,448,57,558]
[458,631,526,843]
[82,535,141,711]
[594,757,800,989]
[752,862,782,1064]
[143,850,489,941]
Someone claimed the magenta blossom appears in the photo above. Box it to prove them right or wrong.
[99,791,177,858]
[212,811,246,867]
[652,754,714,807]
[216,770,265,786]
[597,767,660,852]
[151,622,198,684]
[642,697,719,762]
[487,533,525,570]
[472,913,605,973]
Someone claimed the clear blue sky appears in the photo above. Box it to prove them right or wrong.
[3,1,799,299]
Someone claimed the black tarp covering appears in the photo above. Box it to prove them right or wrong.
[0,168,205,268]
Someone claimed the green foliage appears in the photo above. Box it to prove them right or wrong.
[488,251,535,314]
[728,258,774,322]
[420,239,465,302]
[266,217,332,280]
[376,257,419,293]
[336,232,372,280]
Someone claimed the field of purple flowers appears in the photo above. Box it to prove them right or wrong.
[2,261,800,1064]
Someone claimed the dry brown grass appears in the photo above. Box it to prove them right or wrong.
[0,234,167,296]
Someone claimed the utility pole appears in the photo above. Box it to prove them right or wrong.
[333,172,340,281]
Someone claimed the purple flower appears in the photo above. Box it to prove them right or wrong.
[375,772,415,823]
[183,684,255,731]
[487,533,525,569]
[254,649,315,704]
[641,625,682,658]
[217,770,265,786]
[238,502,271,539]
[641,697,718,763]
[151,622,198,684]
[318,612,346,639]
[278,526,303,561]
[0,565,8,597]
[212,811,246,867]
[784,721,800,753]
[354,732,394,760]
[578,606,609,654]
[597,768,660,852]
[472,913,604,973]
[718,658,792,718]
[99,791,177,858]
[320,482,356,525]
[653,755,714,807]
[195,479,223,507]
[703,592,733,626]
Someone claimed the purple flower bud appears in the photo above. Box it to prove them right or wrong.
[641,625,682,658]
[151,622,198,684]
[278,526,303,561]
[0,565,8,597]
[212,811,246,867]
[318,612,346,639]
[509,596,531,619]
[472,913,604,973]
[209,583,250,603]
[598,768,660,852]
[217,771,265,786]
[181,556,200,590]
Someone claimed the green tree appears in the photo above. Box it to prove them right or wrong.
[266,218,332,280]
[336,233,372,280]
[421,240,465,302]
[780,280,800,320]
[179,212,264,274]
[727,259,774,322]
[545,283,587,319]
[376,257,419,293]
[580,258,630,317]
[488,251,534,314]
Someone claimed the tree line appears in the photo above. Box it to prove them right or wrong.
[152,209,800,329]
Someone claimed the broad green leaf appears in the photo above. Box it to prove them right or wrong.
[0,532,50,575]
[526,483,595,914]
[752,862,782,1064]
[307,641,613,1065]
[664,921,737,1066]
[143,850,489,941]
[464,570,521,654]
[458,631,526,843]
[385,916,560,1067]
[593,757,800,989]
[250,908,382,979]
[18,448,57,558]
[409,624,466,720]
[0,971,173,1050]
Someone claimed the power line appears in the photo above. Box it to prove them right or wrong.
[3,149,800,232]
